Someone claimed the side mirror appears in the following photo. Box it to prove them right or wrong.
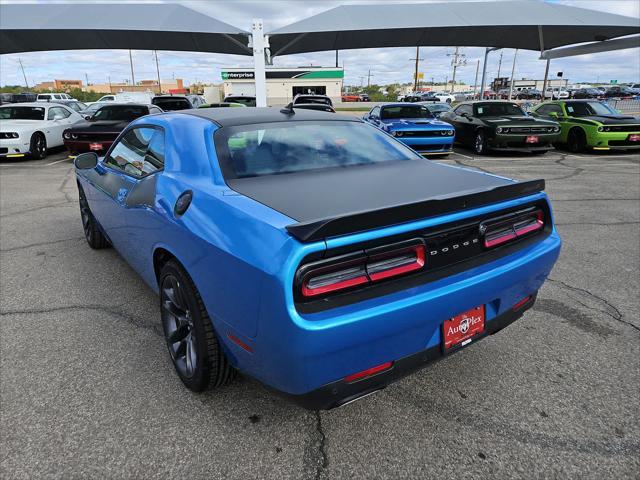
[84,115,92,121]
[74,152,98,170]
[53,114,64,121]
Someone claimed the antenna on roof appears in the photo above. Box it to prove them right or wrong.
[280,102,295,115]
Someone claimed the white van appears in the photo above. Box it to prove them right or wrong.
[114,92,154,104]
[37,93,73,101]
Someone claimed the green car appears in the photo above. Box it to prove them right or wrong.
[531,100,640,152]
[440,101,561,155]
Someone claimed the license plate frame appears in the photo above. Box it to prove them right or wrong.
[629,134,640,142]
[89,142,103,151]
[525,135,539,144]
[442,305,486,352]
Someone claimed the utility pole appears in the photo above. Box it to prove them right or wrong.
[410,46,424,93]
[473,59,480,97]
[367,69,374,88]
[154,50,162,94]
[85,72,89,86]
[129,49,135,86]
[508,49,518,100]
[496,50,504,80]
[18,58,28,88]
[447,47,466,93]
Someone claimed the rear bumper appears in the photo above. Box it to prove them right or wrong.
[280,295,536,410]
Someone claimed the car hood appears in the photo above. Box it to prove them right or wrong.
[483,116,557,126]
[381,118,452,130]
[66,120,131,133]
[573,115,639,125]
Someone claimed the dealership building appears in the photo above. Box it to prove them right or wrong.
[221,67,344,105]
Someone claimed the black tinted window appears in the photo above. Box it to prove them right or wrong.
[104,127,164,177]
[381,105,433,120]
[93,105,148,121]
[152,98,192,111]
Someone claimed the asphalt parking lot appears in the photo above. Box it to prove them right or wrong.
[1,147,639,479]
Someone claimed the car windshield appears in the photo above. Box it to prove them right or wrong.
[216,121,421,179]
[296,96,331,105]
[424,104,450,113]
[84,103,105,113]
[225,96,256,107]
[0,106,46,120]
[474,103,524,117]
[381,105,433,120]
[565,102,616,116]
[92,105,148,121]
[152,98,191,111]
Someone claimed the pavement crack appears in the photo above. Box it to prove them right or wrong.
[314,410,328,480]
[0,236,84,253]
[452,158,495,174]
[546,278,639,333]
[0,201,74,218]
[0,304,162,337]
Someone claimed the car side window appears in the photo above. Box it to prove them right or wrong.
[47,107,66,120]
[370,106,380,118]
[455,104,471,116]
[537,104,563,116]
[149,107,162,114]
[104,127,165,178]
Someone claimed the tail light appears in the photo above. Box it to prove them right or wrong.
[482,209,544,249]
[344,361,394,383]
[297,240,425,299]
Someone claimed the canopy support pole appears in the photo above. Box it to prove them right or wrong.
[542,58,550,100]
[479,47,500,100]
[508,49,518,100]
[251,19,268,107]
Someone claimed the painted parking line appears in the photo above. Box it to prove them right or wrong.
[45,158,72,166]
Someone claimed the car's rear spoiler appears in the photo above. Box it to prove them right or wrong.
[286,179,545,243]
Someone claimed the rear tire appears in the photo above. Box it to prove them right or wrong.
[159,260,236,392]
[78,185,110,249]
[567,128,587,153]
[30,132,47,160]
[473,130,488,155]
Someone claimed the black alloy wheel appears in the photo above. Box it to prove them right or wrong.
[159,261,235,392]
[78,185,109,249]
[567,128,587,153]
[30,132,47,159]
[474,130,487,155]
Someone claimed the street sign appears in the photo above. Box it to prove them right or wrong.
[610,80,618,84]
[418,72,424,80]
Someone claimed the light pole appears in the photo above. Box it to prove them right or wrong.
[480,47,501,100]
[508,49,518,100]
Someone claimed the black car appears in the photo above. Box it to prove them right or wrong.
[292,94,333,107]
[0,92,37,104]
[440,101,561,155]
[151,95,193,111]
[223,95,256,107]
[291,103,335,113]
[63,103,162,156]
[570,88,602,99]
[515,89,542,100]
[603,86,636,98]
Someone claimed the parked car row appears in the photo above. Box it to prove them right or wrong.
[361,99,639,156]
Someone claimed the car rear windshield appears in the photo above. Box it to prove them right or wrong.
[295,96,332,106]
[474,103,524,117]
[0,106,45,120]
[565,102,616,116]
[215,121,421,179]
[152,98,191,111]
[381,105,433,120]
[224,96,256,107]
[92,105,148,121]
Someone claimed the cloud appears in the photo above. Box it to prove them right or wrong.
[1,0,639,87]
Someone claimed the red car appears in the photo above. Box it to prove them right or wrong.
[63,103,162,156]
[341,94,361,102]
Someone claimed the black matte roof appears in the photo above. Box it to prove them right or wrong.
[181,106,361,127]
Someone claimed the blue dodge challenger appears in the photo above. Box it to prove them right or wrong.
[74,107,561,409]
[363,103,455,156]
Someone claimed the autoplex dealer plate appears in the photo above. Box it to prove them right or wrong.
[443,305,485,350]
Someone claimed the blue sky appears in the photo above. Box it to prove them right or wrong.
[1,0,639,88]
